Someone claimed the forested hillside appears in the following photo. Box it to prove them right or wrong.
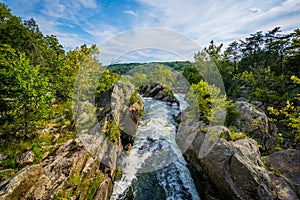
[0,3,120,181]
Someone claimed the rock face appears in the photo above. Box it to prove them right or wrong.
[265,149,300,199]
[16,151,34,166]
[235,101,277,151]
[0,82,144,200]
[140,83,179,105]
[180,125,278,200]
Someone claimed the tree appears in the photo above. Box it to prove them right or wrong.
[0,45,52,136]
[187,80,226,123]
[263,27,281,70]
[286,29,300,75]
[226,41,241,74]
[204,40,223,62]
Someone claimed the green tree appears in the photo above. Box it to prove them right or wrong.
[0,45,52,136]
[187,80,226,123]
[225,41,241,74]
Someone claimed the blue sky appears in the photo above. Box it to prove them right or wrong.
[2,0,300,64]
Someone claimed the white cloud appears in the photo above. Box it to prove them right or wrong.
[98,28,200,65]
[248,8,261,13]
[78,0,97,8]
[4,0,299,55]
[124,10,138,17]
[136,0,300,48]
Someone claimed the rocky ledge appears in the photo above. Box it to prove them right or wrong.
[0,82,144,200]
[177,100,300,200]
[140,83,179,106]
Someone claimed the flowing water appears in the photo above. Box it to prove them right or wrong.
[110,96,200,200]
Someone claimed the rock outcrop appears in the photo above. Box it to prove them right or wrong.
[0,82,144,200]
[235,101,278,152]
[265,149,300,199]
[183,128,277,200]
[140,83,179,105]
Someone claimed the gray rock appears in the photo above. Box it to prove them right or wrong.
[0,164,42,200]
[0,154,7,162]
[0,82,144,200]
[269,173,299,200]
[16,151,34,166]
[235,101,277,151]
[265,149,300,197]
[183,129,277,199]
[140,83,179,105]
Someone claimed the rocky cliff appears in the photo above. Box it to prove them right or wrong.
[178,100,300,200]
[0,82,144,200]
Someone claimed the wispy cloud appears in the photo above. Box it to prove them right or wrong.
[124,10,138,17]
[2,0,299,57]
[248,8,261,13]
[136,0,300,48]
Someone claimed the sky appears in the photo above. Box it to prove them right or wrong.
[2,0,300,64]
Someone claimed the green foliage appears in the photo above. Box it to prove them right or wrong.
[86,174,103,200]
[96,69,120,97]
[267,75,300,144]
[55,165,103,200]
[228,128,247,141]
[182,65,202,84]
[126,64,174,88]
[187,80,226,123]
[225,100,240,127]
[114,167,123,181]
[0,46,52,137]
[103,120,121,142]
[129,89,143,106]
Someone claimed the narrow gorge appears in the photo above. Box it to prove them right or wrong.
[1,82,300,200]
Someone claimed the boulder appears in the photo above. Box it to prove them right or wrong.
[269,173,299,200]
[265,149,300,197]
[183,126,277,200]
[0,164,42,200]
[202,139,276,199]
[140,83,179,105]
[235,101,277,151]
[16,151,34,166]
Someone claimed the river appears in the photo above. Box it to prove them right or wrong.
[110,96,200,200]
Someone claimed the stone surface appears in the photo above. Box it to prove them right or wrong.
[0,82,144,200]
[183,127,278,200]
[0,164,42,200]
[235,101,277,151]
[140,83,179,105]
[0,154,7,162]
[16,151,34,166]
[265,149,300,197]
[269,173,299,200]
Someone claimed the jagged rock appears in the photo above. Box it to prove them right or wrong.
[183,129,277,199]
[235,101,277,151]
[140,83,179,105]
[97,81,143,141]
[269,173,299,200]
[0,138,115,200]
[265,149,300,197]
[0,82,144,200]
[94,174,113,200]
[16,151,34,166]
[0,164,43,200]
